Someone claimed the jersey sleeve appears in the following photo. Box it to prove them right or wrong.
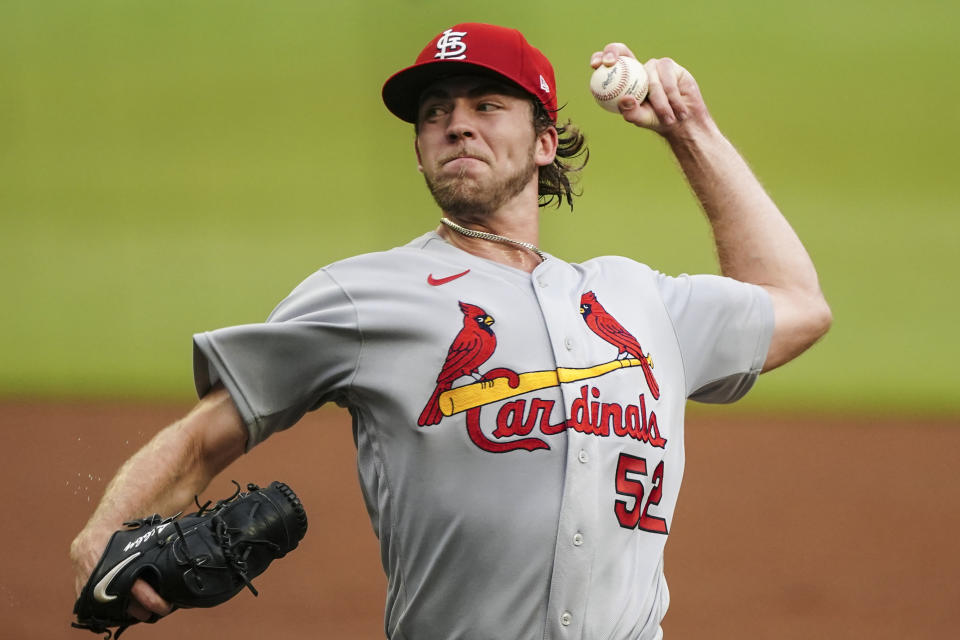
[657,273,774,403]
[192,268,360,448]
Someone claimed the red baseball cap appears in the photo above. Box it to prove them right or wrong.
[382,23,558,123]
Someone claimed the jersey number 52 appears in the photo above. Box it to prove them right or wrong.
[614,453,668,534]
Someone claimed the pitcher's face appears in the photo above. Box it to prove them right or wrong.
[416,76,551,217]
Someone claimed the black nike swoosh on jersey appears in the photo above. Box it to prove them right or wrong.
[427,269,471,286]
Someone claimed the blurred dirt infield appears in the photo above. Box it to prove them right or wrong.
[3,402,957,639]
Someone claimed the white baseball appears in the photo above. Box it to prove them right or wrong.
[590,56,649,113]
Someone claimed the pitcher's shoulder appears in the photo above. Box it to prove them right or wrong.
[575,255,660,280]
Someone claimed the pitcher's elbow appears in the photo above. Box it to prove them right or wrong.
[811,296,833,342]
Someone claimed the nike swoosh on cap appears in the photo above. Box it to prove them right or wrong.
[93,552,142,603]
[427,269,471,286]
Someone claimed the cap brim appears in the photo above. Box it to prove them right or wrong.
[382,60,531,124]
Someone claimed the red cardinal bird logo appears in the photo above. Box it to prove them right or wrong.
[579,291,660,400]
[418,301,498,426]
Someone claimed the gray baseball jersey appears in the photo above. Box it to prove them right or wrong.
[193,230,773,640]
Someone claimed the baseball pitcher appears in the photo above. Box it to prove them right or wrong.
[71,23,831,640]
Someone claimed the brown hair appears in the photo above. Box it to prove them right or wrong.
[534,101,589,210]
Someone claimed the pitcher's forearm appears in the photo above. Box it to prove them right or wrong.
[71,388,247,580]
[666,120,822,298]
[88,390,243,525]
[665,119,831,370]
[88,424,206,531]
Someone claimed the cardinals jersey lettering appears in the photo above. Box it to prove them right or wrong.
[193,231,774,640]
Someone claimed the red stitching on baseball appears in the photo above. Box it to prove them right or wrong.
[595,58,630,102]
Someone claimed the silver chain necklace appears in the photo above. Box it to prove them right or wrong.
[440,217,547,262]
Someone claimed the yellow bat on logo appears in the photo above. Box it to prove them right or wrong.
[438,359,644,416]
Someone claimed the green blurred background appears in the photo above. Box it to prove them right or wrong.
[2,0,957,414]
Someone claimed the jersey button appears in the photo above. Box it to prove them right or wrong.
[573,532,584,546]
[564,337,574,350]
[560,611,572,626]
[537,276,548,288]
[578,449,589,463]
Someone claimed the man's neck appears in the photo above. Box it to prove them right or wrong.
[437,207,543,273]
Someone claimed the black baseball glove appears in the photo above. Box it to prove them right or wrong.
[72,481,308,639]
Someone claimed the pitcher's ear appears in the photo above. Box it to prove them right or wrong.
[534,125,558,167]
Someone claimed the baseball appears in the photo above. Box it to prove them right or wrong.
[590,56,649,113]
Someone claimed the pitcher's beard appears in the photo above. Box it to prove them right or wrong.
[425,157,537,219]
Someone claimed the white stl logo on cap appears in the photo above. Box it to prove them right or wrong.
[539,74,550,93]
[434,28,468,60]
